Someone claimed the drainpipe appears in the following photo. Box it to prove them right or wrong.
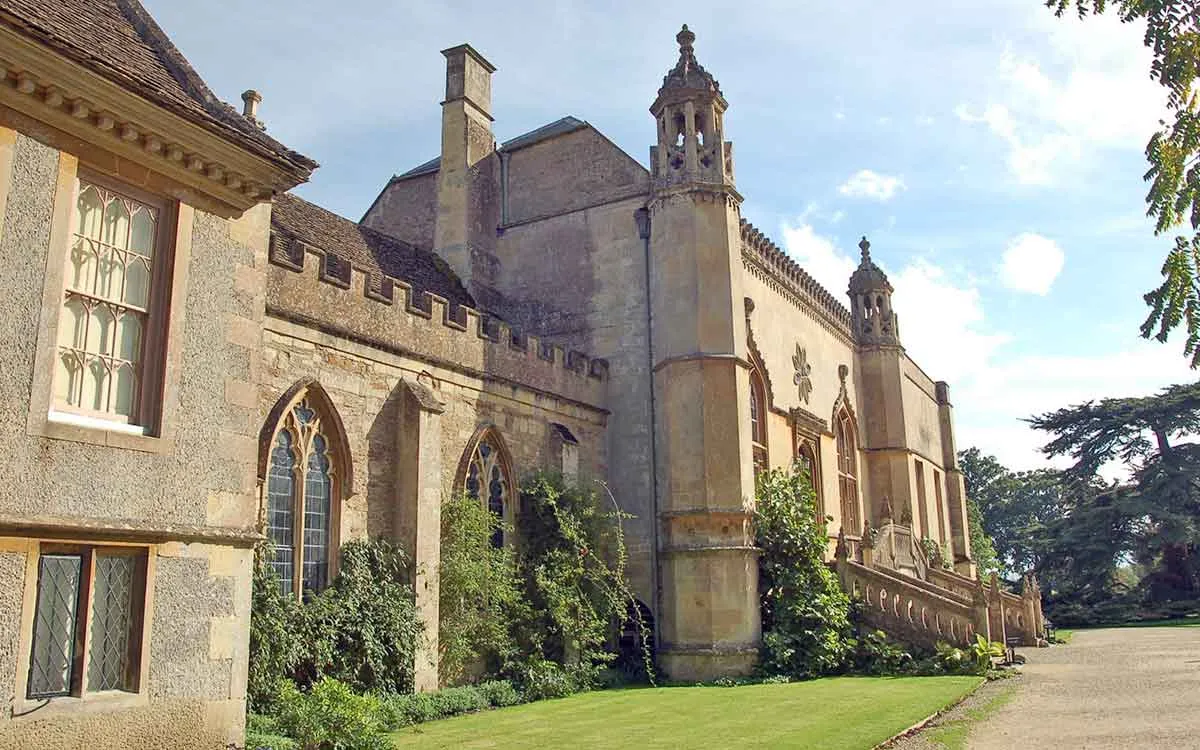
[499,150,511,226]
[634,206,660,651]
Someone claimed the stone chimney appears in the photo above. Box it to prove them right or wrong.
[433,44,496,296]
[241,89,264,129]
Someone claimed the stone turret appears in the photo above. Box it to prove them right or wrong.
[645,26,758,681]
[849,236,900,347]
[649,25,736,192]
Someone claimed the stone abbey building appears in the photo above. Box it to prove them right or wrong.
[0,1,1043,747]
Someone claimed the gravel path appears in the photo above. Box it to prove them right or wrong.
[964,626,1200,749]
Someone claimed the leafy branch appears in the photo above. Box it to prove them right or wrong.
[1048,0,1200,364]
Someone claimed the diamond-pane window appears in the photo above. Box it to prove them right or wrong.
[25,546,147,701]
[87,553,135,691]
[28,555,82,698]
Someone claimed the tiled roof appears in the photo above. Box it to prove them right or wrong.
[272,193,474,310]
[395,115,588,181]
[0,0,317,178]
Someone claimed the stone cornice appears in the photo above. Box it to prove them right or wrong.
[0,514,262,548]
[0,26,306,217]
[740,219,854,346]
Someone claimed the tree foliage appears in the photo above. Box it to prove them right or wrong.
[755,466,854,678]
[1029,381,1200,604]
[438,493,522,684]
[509,473,652,692]
[958,447,1066,578]
[1047,1,1200,363]
[247,538,423,712]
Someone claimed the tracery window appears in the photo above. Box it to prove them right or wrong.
[796,439,822,519]
[750,370,768,478]
[54,177,169,427]
[462,429,515,549]
[264,396,342,599]
[835,410,860,533]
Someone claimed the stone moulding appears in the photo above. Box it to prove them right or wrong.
[267,233,610,384]
[0,514,263,547]
[740,219,854,343]
[0,26,309,216]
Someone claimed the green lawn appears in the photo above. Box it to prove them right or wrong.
[390,676,982,750]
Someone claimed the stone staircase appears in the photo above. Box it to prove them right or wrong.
[833,523,1045,650]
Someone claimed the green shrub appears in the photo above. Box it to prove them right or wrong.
[511,658,585,701]
[248,555,303,712]
[298,539,422,695]
[438,494,523,683]
[506,473,652,692]
[275,678,389,750]
[245,730,299,750]
[245,713,299,750]
[850,628,914,676]
[476,679,522,707]
[755,465,854,679]
[375,680,523,730]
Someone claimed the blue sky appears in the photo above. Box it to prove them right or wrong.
[143,0,1197,472]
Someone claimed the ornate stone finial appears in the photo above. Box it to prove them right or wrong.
[879,496,893,522]
[861,519,874,547]
[859,235,871,261]
[989,571,1001,593]
[899,504,913,526]
[835,526,849,560]
[677,24,695,52]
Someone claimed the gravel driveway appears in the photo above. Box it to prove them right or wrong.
[966,625,1200,749]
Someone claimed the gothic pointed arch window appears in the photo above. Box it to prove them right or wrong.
[750,369,768,478]
[260,382,350,599]
[835,409,860,533]
[796,440,822,517]
[459,427,516,549]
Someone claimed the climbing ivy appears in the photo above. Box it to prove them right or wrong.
[755,465,855,678]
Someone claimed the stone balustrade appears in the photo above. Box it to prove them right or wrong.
[835,556,982,650]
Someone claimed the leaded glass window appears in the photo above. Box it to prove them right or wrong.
[26,547,147,700]
[836,412,860,532]
[750,370,768,478]
[88,553,135,691]
[28,555,82,698]
[263,394,342,599]
[464,432,513,549]
[55,179,162,424]
[267,430,297,595]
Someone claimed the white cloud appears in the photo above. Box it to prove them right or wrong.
[779,222,856,297]
[837,169,906,201]
[999,233,1065,295]
[777,221,1194,475]
[956,12,1166,185]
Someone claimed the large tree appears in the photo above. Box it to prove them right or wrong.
[958,448,1066,579]
[1048,1,1200,363]
[1029,380,1200,600]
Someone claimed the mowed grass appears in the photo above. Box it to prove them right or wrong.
[390,676,982,750]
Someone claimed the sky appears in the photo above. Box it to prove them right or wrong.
[142,0,1198,473]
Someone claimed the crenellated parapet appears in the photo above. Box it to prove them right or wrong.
[265,230,609,409]
[739,219,853,340]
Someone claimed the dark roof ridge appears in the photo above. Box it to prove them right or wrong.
[391,115,589,183]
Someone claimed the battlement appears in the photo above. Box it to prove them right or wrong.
[740,219,853,335]
[265,230,609,409]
